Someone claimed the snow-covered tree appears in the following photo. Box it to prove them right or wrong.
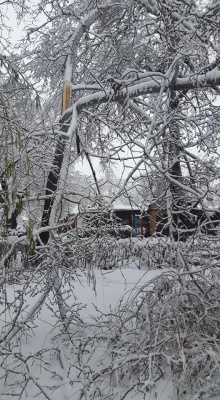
[14,0,220,242]
[2,1,220,399]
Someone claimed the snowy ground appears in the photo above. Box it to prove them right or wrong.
[0,265,203,400]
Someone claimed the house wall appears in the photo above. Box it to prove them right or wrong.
[114,210,149,235]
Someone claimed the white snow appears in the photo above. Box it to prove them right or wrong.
[112,198,141,211]
[0,266,173,400]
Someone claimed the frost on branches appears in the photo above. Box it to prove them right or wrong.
[1,0,220,399]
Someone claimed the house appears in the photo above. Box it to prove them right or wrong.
[112,199,173,236]
[112,199,148,236]
[57,197,220,238]
[56,200,169,237]
[113,198,220,237]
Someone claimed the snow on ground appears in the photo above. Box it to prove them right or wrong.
[73,267,162,320]
[0,267,175,400]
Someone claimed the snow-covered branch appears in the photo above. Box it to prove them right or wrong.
[61,68,220,123]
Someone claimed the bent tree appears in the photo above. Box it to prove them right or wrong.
[25,2,220,395]
[2,1,220,399]
[23,0,220,242]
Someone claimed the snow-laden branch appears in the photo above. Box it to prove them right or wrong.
[64,1,125,82]
[139,0,219,50]
[49,0,220,232]
[145,151,203,198]
[2,292,49,344]
[61,67,220,124]
[71,83,103,91]
[54,67,220,217]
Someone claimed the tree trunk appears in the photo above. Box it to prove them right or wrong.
[168,92,186,240]
[39,116,70,245]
